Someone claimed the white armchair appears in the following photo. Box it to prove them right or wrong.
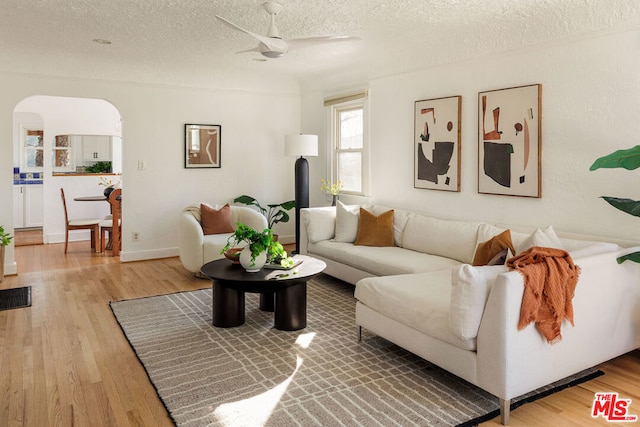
[178,204,268,277]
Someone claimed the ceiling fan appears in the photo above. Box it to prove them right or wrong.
[215,1,359,59]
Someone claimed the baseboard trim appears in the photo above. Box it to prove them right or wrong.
[120,247,179,263]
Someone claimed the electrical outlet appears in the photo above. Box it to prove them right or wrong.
[131,232,140,242]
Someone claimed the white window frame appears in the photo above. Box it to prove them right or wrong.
[20,125,44,173]
[326,93,369,197]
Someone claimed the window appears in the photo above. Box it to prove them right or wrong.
[53,135,74,172]
[22,127,43,172]
[326,92,368,195]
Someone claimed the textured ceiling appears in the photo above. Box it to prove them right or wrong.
[1,0,638,92]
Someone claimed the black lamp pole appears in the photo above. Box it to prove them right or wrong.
[293,155,309,254]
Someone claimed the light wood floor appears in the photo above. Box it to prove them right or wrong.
[1,241,639,426]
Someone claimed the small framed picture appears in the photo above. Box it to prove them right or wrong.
[478,84,541,197]
[185,124,221,168]
[414,95,461,191]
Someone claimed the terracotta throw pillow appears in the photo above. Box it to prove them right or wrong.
[472,229,515,266]
[200,203,234,235]
[354,208,395,247]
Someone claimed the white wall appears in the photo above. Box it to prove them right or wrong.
[0,75,300,273]
[301,28,640,242]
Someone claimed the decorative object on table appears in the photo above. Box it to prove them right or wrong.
[285,134,318,253]
[265,256,303,270]
[185,124,221,168]
[220,223,292,272]
[223,247,242,264]
[590,145,640,264]
[233,195,295,230]
[414,95,461,192]
[98,176,121,197]
[478,84,541,197]
[320,179,343,206]
[85,161,112,174]
[0,225,13,282]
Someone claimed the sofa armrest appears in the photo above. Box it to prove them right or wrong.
[476,247,640,401]
[178,210,205,273]
[300,207,336,254]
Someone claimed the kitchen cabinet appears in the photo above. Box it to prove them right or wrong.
[13,185,43,228]
[82,135,112,161]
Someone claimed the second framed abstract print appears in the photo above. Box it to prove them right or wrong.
[414,96,461,192]
[478,84,541,197]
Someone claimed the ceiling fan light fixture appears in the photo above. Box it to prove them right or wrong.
[261,51,285,58]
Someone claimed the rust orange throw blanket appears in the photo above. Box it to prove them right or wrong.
[507,246,581,344]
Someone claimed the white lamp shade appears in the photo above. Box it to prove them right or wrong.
[285,134,318,157]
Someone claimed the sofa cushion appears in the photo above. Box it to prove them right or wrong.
[355,271,477,351]
[303,207,336,243]
[363,204,412,247]
[200,203,234,235]
[334,201,360,243]
[402,214,480,263]
[450,264,508,340]
[567,242,620,259]
[472,229,515,266]
[309,240,461,276]
[354,208,395,247]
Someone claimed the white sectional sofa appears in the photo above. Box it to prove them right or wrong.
[299,203,640,424]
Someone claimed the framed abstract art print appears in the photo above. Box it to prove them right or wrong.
[414,95,461,192]
[185,124,221,168]
[478,84,541,197]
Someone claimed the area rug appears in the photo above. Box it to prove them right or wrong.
[0,286,31,311]
[110,275,602,427]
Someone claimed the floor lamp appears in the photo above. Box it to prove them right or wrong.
[285,134,318,254]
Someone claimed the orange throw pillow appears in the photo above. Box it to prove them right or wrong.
[354,208,395,247]
[472,229,515,266]
[200,203,234,235]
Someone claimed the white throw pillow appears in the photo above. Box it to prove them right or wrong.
[450,264,508,340]
[302,207,336,243]
[515,225,564,254]
[334,201,360,242]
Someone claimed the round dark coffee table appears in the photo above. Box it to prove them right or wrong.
[200,255,326,331]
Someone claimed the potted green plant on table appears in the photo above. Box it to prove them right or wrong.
[590,145,640,264]
[0,225,14,282]
[221,223,293,272]
[233,195,295,230]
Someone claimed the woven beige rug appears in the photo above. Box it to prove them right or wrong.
[110,274,601,427]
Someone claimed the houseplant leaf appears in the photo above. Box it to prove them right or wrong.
[601,197,640,218]
[617,250,640,264]
[589,146,640,171]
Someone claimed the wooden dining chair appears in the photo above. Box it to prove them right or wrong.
[60,188,101,254]
[99,188,122,254]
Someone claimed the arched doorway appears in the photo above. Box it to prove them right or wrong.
[13,96,122,249]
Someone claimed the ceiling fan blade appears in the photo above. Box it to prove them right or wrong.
[215,15,287,54]
[286,35,360,50]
